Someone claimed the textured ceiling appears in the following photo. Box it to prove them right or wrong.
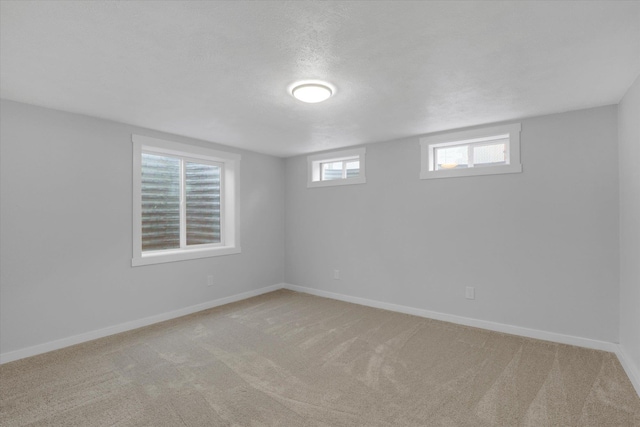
[1,1,639,157]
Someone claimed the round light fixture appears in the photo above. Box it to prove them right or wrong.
[291,83,333,103]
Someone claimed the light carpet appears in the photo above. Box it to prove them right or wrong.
[1,289,639,426]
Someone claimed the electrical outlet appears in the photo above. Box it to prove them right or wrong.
[207,275,214,287]
[333,269,340,280]
[465,286,475,300]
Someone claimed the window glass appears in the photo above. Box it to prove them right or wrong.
[473,142,506,167]
[322,162,344,180]
[435,146,469,170]
[141,153,180,251]
[345,160,360,178]
[185,161,222,246]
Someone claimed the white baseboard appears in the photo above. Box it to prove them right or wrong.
[282,283,619,353]
[615,346,640,398]
[0,283,284,365]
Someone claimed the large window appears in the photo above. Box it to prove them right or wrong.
[420,123,522,179]
[307,147,366,188]
[132,135,240,266]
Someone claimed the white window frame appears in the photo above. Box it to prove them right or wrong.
[420,123,522,179]
[132,135,241,266]
[307,147,366,188]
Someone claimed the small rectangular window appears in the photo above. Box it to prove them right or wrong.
[132,135,240,266]
[307,148,366,188]
[420,123,521,179]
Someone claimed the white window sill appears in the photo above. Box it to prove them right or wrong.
[132,246,241,267]
[307,176,367,188]
[420,164,522,180]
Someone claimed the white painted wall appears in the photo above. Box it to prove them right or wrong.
[285,106,619,342]
[618,75,640,384]
[0,100,285,355]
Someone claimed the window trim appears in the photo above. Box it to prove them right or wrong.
[132,135,241,266]
[307,147,366,188]
[420,123,522,180]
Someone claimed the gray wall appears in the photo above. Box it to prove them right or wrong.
[619,76,640,376]
[0,99,625,357]
[0,100,285,354]
[285,106,619,342]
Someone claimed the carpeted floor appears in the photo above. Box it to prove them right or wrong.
[1,289,639,426]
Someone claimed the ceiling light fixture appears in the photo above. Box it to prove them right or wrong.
[291,83,333,103]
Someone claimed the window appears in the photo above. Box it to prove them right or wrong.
[132,135,240,266]
[420,123,522,179]
[307,147,366,188]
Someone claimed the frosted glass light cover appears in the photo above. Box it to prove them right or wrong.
[292,84,332,103]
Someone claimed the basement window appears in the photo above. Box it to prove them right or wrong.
[307,147,366,188]
[132,135,240,266]
[420,123,522,179]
